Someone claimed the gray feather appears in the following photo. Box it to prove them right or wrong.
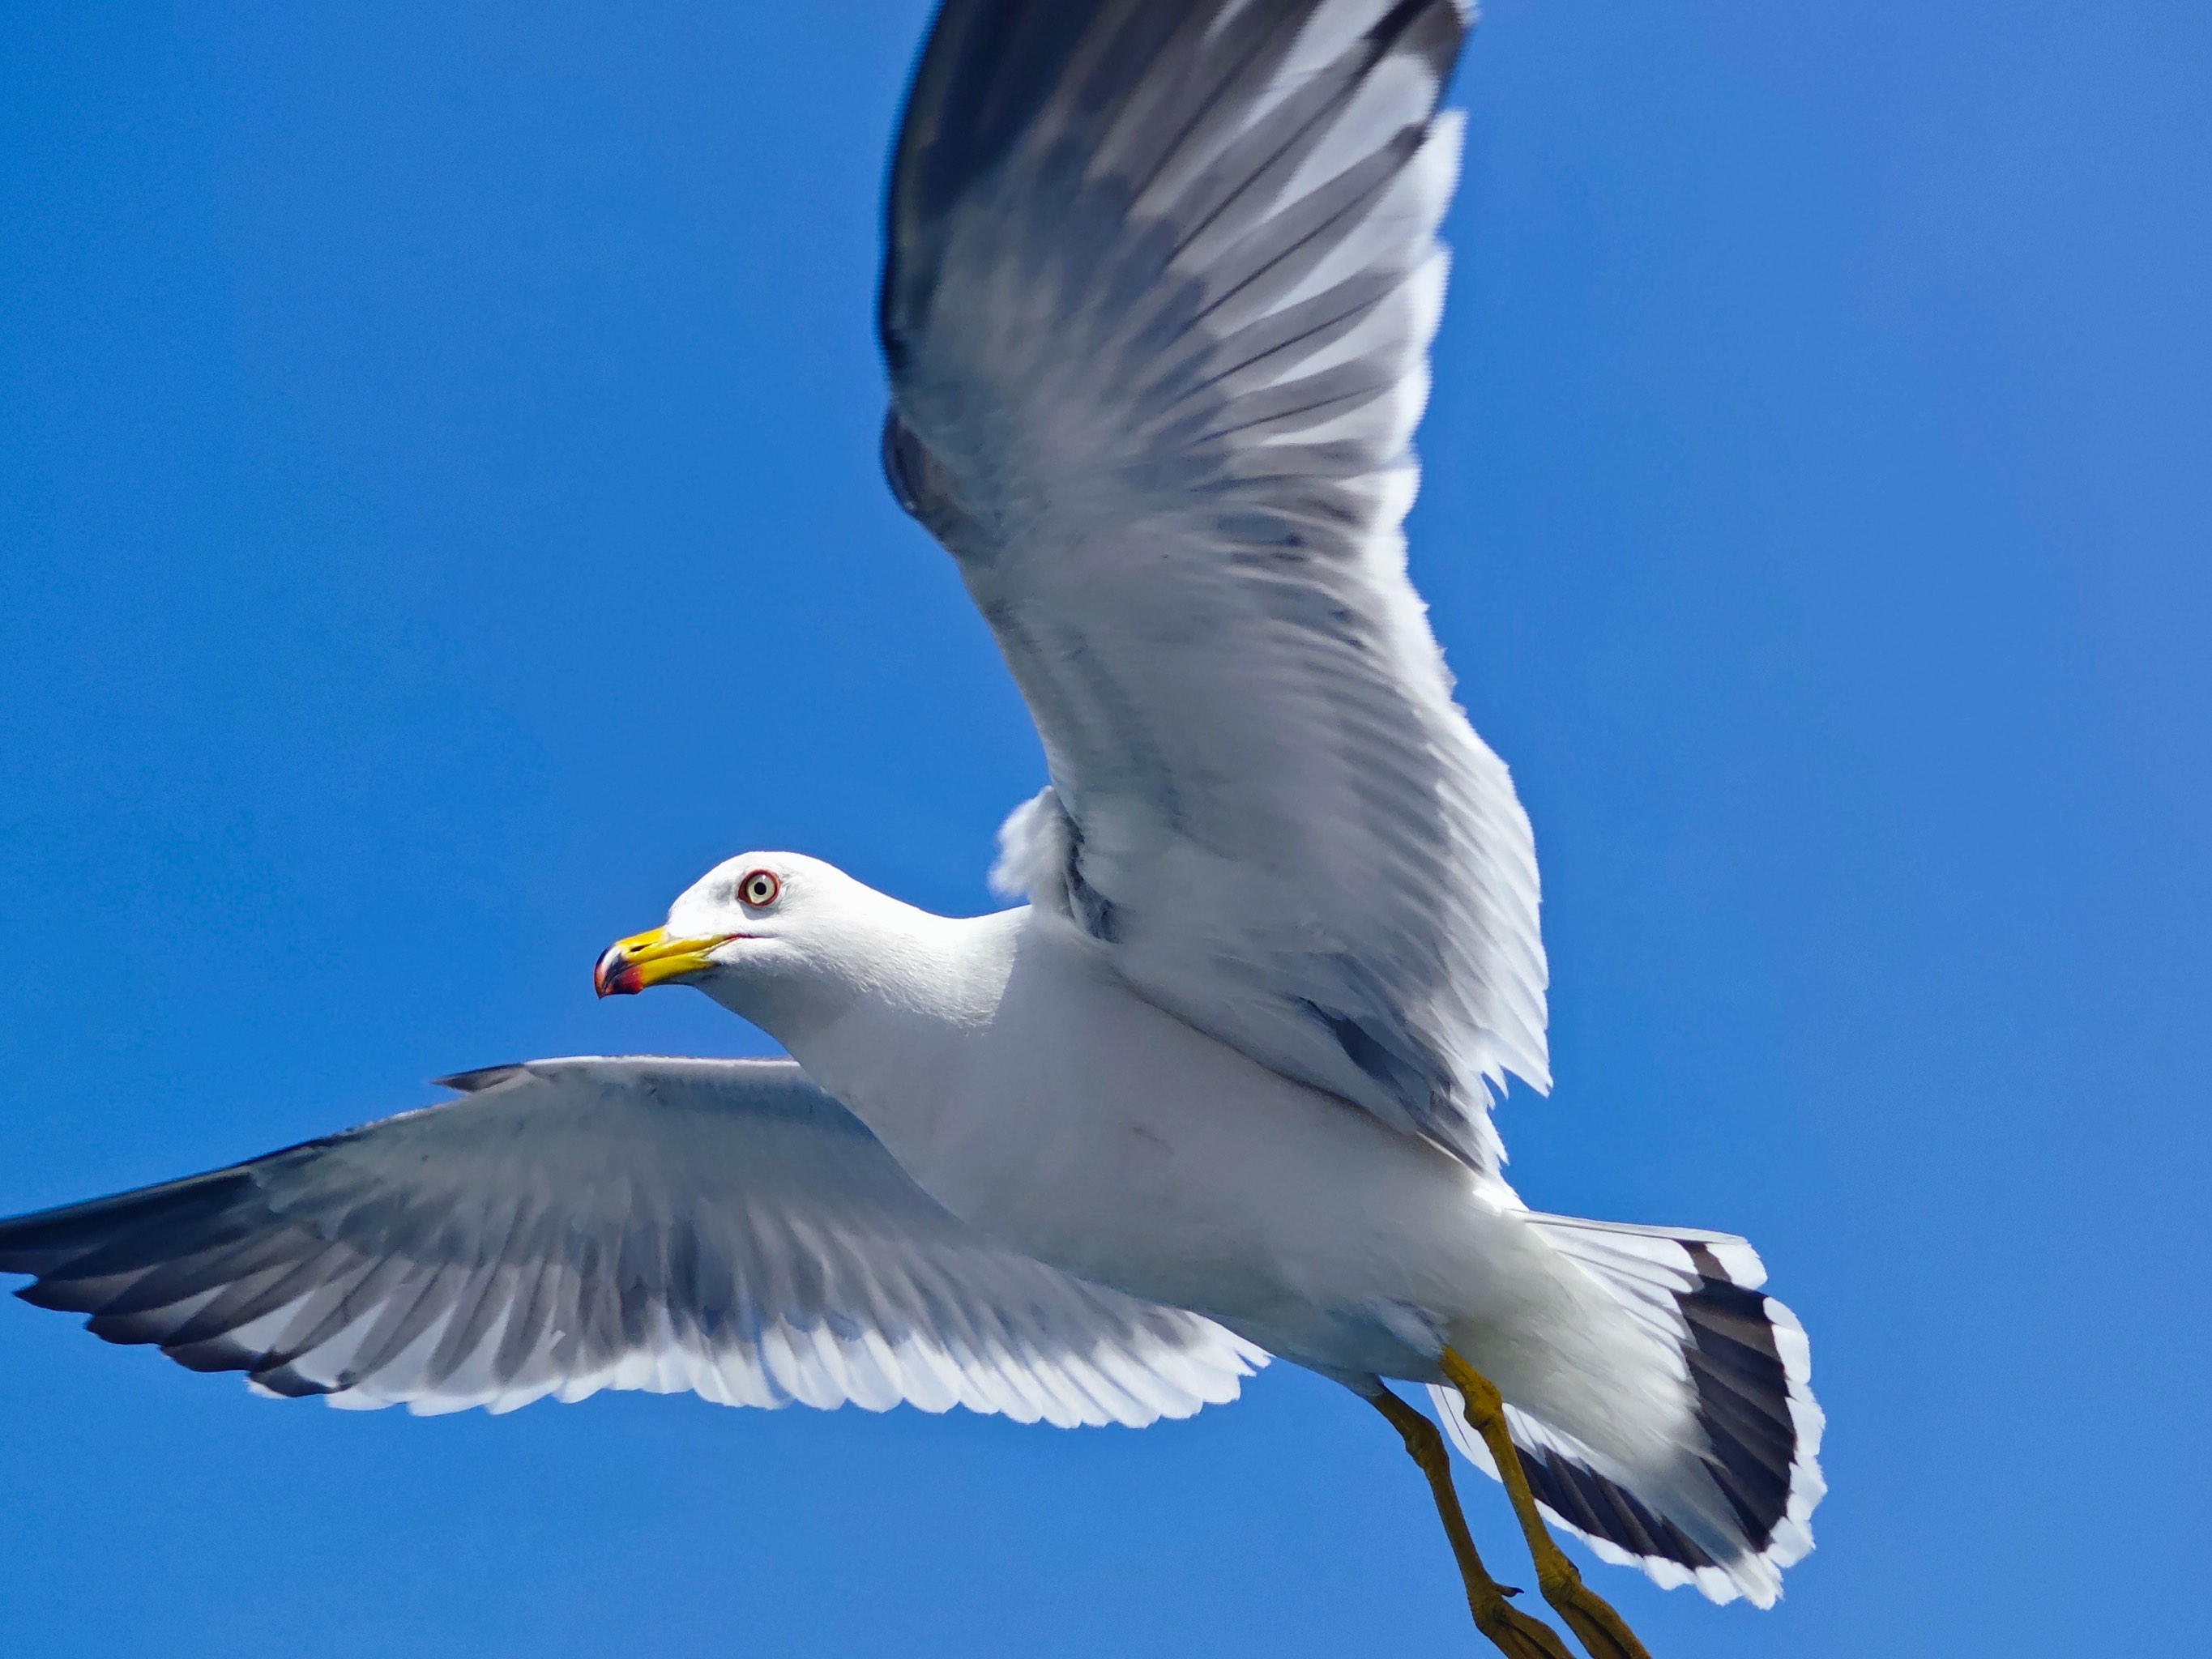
[0,1058,1260,1425]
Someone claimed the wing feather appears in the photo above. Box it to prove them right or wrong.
[0,1057,1261,1426]
[882,0,1544,1168]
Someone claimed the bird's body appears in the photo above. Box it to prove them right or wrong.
[0,0,1825,1646]
[729,882,1496,1379]
[717,868,1626,1410]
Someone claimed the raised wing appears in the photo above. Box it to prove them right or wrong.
[881,0,1545,1167]
[0,1057,1260,1425]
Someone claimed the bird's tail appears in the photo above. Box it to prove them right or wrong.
[1430,1213,1825,1606]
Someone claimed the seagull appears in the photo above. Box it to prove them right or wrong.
[0,3,1822,1655]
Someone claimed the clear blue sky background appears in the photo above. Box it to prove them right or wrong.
[2,2,2206,1653]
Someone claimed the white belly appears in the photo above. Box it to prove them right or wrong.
[821,917,1578,1383]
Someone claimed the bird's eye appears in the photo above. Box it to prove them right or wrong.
[739,870,780,908]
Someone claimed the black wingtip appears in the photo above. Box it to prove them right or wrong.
[430,1064,527,1094]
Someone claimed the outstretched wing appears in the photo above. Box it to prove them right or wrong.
[0,1056,1261,1425]
[880,0,1545,1168]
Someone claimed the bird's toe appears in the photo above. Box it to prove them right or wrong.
[1471,1594,1578,1659]
[1538,1571,1652,1659]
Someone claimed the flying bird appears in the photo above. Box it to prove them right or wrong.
[0,3,1822,1655]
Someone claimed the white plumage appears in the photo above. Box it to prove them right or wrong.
[0,0,1823,1634]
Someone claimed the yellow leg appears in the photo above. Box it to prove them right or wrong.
[1438,1349,1655,1659]
[1368,1388,1577,1659]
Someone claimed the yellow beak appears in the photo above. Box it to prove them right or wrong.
[593,927,736,997]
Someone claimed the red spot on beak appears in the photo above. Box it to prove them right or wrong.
[594,945,642,997]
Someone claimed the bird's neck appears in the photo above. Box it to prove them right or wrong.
[705,902,1023,1143]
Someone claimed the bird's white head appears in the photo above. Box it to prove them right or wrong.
[595,851,843,997]
[596,850,1013,1121]
[588,849,995,1057]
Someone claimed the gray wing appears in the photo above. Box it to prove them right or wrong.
[880,0,1545,1169]
[0,1056,1261,1426]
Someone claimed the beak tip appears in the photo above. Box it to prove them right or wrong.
[593,947,639,998]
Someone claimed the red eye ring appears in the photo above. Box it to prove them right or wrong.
[739,869,780,907]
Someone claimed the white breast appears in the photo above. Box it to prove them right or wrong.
[823,909,1561,1379]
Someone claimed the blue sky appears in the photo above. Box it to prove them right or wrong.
[2,2,2206,1653]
